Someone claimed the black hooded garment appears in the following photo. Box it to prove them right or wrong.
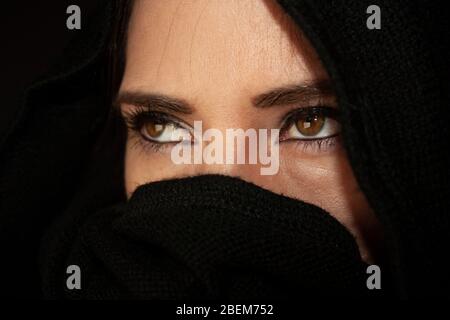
[0,0,449,299]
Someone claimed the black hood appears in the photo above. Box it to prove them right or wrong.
[0,0,449,298]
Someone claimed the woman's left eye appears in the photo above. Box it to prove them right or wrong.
[280,108,340,141]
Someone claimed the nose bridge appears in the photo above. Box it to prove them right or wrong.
[189,118,266,179]
[177,97,277,180]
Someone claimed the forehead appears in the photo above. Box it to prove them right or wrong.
[122,0,328,99]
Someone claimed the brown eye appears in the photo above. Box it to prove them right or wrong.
[138,120,191,143]
[283,109,340,141]
[143,122,165,138]
[295,114,325,136]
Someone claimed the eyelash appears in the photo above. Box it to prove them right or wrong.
[121,105,341,154]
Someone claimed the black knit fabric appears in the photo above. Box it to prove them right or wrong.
[0,0,448,298]
[41,175,372,299]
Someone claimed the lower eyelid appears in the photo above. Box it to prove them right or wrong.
[282,135,341,154]
[130,133,175,154]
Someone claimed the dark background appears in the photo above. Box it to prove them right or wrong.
[0,2,108,298]
[1,1,100,139]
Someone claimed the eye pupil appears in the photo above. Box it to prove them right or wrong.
[295,114,325,136]
[145,122,165,138]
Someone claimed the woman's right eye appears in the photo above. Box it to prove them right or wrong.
[121,107,193,145]
[140,121,191,143]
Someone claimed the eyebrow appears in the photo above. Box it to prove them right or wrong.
[116,91,194,114]
[251,80,334,108]
[116,80,334,114]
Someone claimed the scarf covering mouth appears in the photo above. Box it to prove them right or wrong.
[40,175,371,299]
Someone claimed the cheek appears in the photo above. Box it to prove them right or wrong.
[274,147,372,225]
[264,147,380,261]
[124,141,198,198]
[124,142,164,199]
[124,146,142,199]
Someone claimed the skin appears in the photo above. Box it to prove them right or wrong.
[118,0,382,263]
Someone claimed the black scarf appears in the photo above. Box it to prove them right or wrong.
[40,175,373,299]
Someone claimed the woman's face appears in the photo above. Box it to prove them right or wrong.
[118,0,381,262]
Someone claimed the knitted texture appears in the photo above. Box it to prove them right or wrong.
[40,175,371,299]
